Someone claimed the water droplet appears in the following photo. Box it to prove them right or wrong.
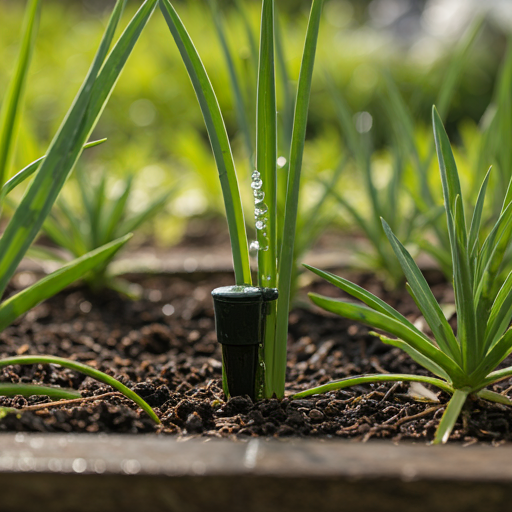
[254,189,265,203]
[251,179,263,190]
[256,220,266,230]
[266,275,271,281]
[255,203,268,217]
[250,241,260,252]
[263,232,267,236]
[252,170,260,180]
[277,156,287,168]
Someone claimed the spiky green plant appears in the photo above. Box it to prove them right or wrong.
[0,0,159,422]
[33,167,175,297]
[159,0,324,398]
[296,107,512,444]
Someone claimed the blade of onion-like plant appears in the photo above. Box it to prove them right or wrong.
[292,373,453,400]
[304,264,431,341]
[255,0,278,398]
[308,293,465,382]
[274,0,324,399]
[0,0,40,190]
[374,333,452,382]
[0,355,159,423]
[0,383,80,400]
[209,0,254,162]
[0,0,157,298]
[382,219,461,364]
[484,270,512,350]
[433,388,468,444]
[0,235,131,331]
[256,0,277,289]
[159,0,251,286]
[468,168,491,260]
[0,139,107,199]
[470,328,512,385]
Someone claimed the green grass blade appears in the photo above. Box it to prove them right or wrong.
[374,333,452,382]
[0,0,40,189]
[274,0,324,398]
[452,196,479,370]
[160,0,251,286]
[275,11,294,153]
[477,388,512,406]
[234,0,259,72]
[468,168,491,259]
[484,270,512,350]
[256,0,277,288]
[54,196,90,255]
[382,219,461,363]
[433,388,468,444]
[0,355,159,423]
[0,139,107,199]
[0,0,135,298]
[470,328,512,385]
[102,176,133,243]
[304,264,431,340]
[0,234,131,331]
[480,363,512,389]
[255,0,278,398]
[292,373,453,399]
[432,106,464,224]
[209,0,254,162]
[42,216,76,255]
[0,383,80,400]
[309,293,464,380]
[118,189,174,235]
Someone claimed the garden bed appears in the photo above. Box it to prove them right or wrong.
[1,269,512,445]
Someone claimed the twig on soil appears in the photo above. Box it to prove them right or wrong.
[393,405,444,427]
[17,392,124,412]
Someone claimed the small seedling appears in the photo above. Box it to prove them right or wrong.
[36,168,175,297]
[0,0,160,422]
[297,107,512,444]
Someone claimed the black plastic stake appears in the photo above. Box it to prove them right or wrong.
[211,285,278,400]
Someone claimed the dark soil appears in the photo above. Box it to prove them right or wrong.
[1,269,512,445]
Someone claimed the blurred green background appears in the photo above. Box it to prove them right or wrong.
[0,0,509,249]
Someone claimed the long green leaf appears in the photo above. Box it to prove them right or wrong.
[292,373,453,399]
[0,0,40,189]
[274,0,324,398]
[0,383,80,400]
[382,219,461,363]
[256,0,277,288]
[0,235,131,331]
[0,355,159,423]
[0,0,157,298]
[309,293,464,382]
[304,264,431,341]
[374,333,452,382]
[468,167,491,259]
[209,0,253,161]
[0,139,107,199]
[159,0,251,285]
[483,270,512,350]
[470,328,512,385]
[433,388,468,444]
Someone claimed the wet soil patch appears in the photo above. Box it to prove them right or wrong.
[0,270,511,445]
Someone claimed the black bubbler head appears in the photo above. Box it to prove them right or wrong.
[211,285,278,400]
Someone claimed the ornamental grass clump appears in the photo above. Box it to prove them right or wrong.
[296,106,512,444]
[0,0,159,423]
